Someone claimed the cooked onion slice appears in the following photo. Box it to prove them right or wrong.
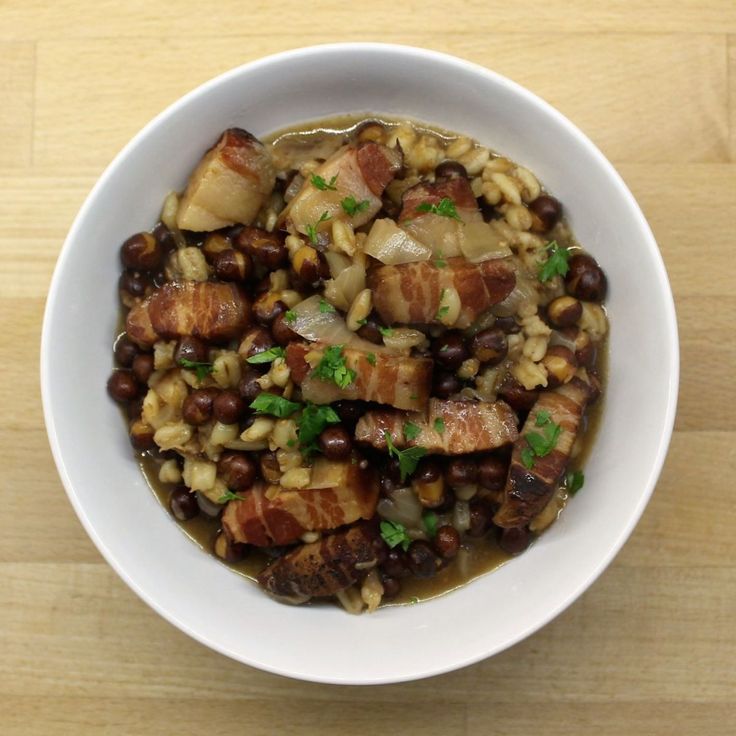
[364,219,432,264]
[459,221,513,263]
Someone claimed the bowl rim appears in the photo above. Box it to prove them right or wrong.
[40,42,679,684]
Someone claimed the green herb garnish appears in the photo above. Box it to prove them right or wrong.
[356,318,368,327]
[436,305,450,319]
[423,511,438,539]
[341,196,371,216]
[284,310,297,324]
[535,409,552,427]
[305,211,331,245]
[366,352,377,366]
[384,431,428,482]
[311,345,356,389]
[434,417,445,434]
[218,490,246,503]
[521,447,536,470]
[297,403,341,456]
[378,325,394,337]
[537,240,570,282]
[318,298,336,314]
[310,173,338,191]
[380,519,412,551]
[566,470,585,495]
[521,419,562,469]
[178,358,214,382]
[249,393,302,418]
[434,250,447,268]
[403,422,421,441]
[246,346,286,365]
[416,197,462,222]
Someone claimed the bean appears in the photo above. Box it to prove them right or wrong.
[528,195,562,231]
[272,312,298,346]
[471,327,507,366]
[565,253,607,303]
[238,368,262,403]
[542,345,577,388]
[213,248,252,282]
[129,419,155,450]
[114,335,139,367]
[131,353,154,384]
[238,326,276,361]
[498,377,539,412]
[120,232,161,271]
[477,454,508,491]
[547,295,582,328]
[382,548,410,579]
[212,390,245,424]
[317,426,353,460]
[118,269,148,299]
[406,540,438,578]
[174,335,208,365]
[217,452,257,491]
[181,388,218,425]
[493,315,522,334]
[259,451,282,484]
[433,370,461,399]
[292,244,327,283]
[435,160,468,179]
[380,574,401,599]
[499,526,532,555]
[434,525,461,559]
[432,330,468,370]
[169,487,199,521]
[235,226,288,270]
[445,457,478,488]
[467,501,492,537]
[107,370,140,402]
[253,294,287,325]
[356,314,385,345]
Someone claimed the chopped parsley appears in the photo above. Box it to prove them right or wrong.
[537,240,571,282]
[318,298,336,314]
[384,431,427,482]
[380,519,412,551]
[520,411,562,469]
[566,470,585,495]
[310,173,338,191]
[245,346,285,365]
[341,196,371,216]
[535,409,552,427]
[297,403,341,456]
[366,352,377,366]
[434,251,447,268]
[378,325,394,337]
[415,197,462,222]
[305,211,331,245]
[423,511,438,539]
[409,596,419,604]
[178,358,213,382]
[403,422,421,441]
[218,490,246,503]
[249,393,302,418]
[434,417,445,434]
[436,305,450,320]
[311,345,356,389]
[356,318,368,327]
[284,310,297,324]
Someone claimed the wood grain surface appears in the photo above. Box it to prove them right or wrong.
[2,2,735,733]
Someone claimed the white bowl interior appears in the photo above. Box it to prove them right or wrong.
[42,44,678,684]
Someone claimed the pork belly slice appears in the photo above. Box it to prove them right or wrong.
[285,342,432,412]
[280,142,402,236]
[368,257,515,329]
[493,376,597,529]
[222,459,378,547]
[176,128,276,231]
[257,523,381,603]
[125,281,250,347]
[355,399,519,455]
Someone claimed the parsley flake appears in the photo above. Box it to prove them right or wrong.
[297,403,340,456]
[423,511,438,539]
[318,298,336,314]
[384,431,427,482]
[416,197,462,222]
[310,173,338,191]
[341,196,371,216]
[521,419,562,469]
[284,310,297,324]
[305,211,331,245]
[218,490,246,504]
[380,520,412,551]
[434,251,447,268]
[311,345,356,389]
[249,393,302,418]
[535,409,552,427]
[403,422,421,441]
[566,470,585,495]
[538,240,571,282]
[178,358,214,382]
[434,417,445,434]
[366,352,377,366]
[246,346,285,365]
[378,325,394,337]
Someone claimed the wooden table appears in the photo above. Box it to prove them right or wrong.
[2,2,735,733]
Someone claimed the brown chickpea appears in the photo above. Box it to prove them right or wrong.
[253,293,287,325]
[169,487,199,521]
[202,232,232,262]
[468,500,492,537]
[412,458,446,507]
[561,327,595,368]
[218,452,257,491]
[380,574,401,598]
[493,315,522,334]
[498,376,539,412]
[238,326,275,361]
[118,269,148,300]
[434,525,461,559]
[107,370,140,402]
[471,327,508,366]
[432,331,468,371]
[153,222,176,252]
[174,335,209,365]
[356,314,385,345]
[406,540,438,578]
[126,396,144,421]
[292,244,326,284]
[565,253,607,303]
[498,526,532,556]
[238,368,263,403]
[546,295,583,328]
[212,390,245,424]
[222,538,249,563]
[272,312,298,346]
[382,548,410,578]
[355,120,386,142]
[435,160,468,179]
[213,248,252,282]
[129,419,155,450]
[120,232,161,271]
[528,195,562,231]
[131,353,154,384]
[433,370,461,399]
[317,426,353,460]
[235,226,288,270]
[181,388,218,425]
[114,335,139,367]
[260,451,282,484]
[477,454,508,491]
[542,345,578,388]
[445,457,478,488]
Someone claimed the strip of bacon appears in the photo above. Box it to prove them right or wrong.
[368,257,515,329]
[354,399,519,455]
[125,281,250,347]
[493,376,597,528]
[285,342,432,412]
[222,459,378,547]
[257,523,381,602]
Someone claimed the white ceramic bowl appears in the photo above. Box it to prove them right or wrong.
[41,43,678,684]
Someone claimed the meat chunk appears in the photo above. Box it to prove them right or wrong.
[257,523,380,602]
[222,459,378,547]
[355,399,519,455]
[176,128,276,231]
[280,142,402,236]
[285,342,432,411]
[400,176,478,221]
[125,281,250,347]
[494,376,597,528]
[368,257,515,329]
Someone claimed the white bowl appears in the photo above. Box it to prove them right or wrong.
[41,43,678,684]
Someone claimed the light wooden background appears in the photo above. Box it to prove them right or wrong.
[2,2,735,733]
